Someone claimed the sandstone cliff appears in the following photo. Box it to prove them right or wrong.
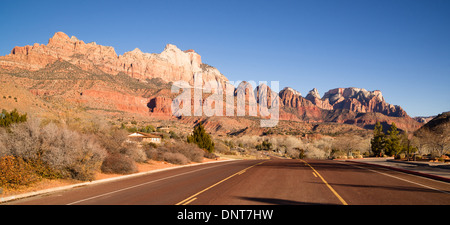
[305,87,407,117]
[0,32,422,132]
[0,32,228,85]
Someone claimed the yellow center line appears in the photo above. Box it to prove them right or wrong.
[175,160,267,205]
[300,159,348,205]
[181,197,197,205]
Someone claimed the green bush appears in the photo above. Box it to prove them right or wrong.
[187,122,214,153]
[256,140,272,151]
[0,109,27,127]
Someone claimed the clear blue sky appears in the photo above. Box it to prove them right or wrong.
[0,0,449,117]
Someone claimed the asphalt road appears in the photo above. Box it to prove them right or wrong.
[5,159,450,205]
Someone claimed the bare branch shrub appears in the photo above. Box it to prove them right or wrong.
[1,119,107,181]
[101,154,138,174]
[96,127,147,163]
[161,152,189,165]
[214,140,231,154]
[145,142,205,164]
[415,124,450,158]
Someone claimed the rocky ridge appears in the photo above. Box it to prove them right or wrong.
[1,32,227,85]
[0,32,422,132]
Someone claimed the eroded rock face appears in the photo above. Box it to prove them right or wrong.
[279,87,323,122]
[305,88,333,110]
[313,87,407,117]
[0,32,421,131]
[1,32,228,85]
[147,96,173,118]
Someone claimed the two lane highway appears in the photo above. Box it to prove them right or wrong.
[5,159,450,205]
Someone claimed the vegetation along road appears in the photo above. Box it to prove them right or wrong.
[5,158,450,205]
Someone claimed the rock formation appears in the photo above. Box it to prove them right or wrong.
[0,32,228,85]
[305,88,333,110]
[279,87,323,122]
[306,87,407,117]
[0,32,422,132]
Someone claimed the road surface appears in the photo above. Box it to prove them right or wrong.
[5,159,450,205]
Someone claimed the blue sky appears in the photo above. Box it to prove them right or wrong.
[0,0,449,117]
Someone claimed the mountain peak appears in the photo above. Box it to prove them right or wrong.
[51,31,71,41]
[306,88,320,99]
[280,87,301,96]
[164,44,180,51]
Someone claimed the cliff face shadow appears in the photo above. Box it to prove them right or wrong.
[147,98,156,111]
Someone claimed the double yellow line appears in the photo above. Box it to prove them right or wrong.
[176,161,266,205]
[300,159,348,205]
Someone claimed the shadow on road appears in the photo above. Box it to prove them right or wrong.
[236,196,338,205]
[308,181,443,194]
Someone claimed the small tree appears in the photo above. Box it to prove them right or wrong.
[187,122,215,153]
[385,123,402,157]
[400,133,418,160]
[370,122,385,157]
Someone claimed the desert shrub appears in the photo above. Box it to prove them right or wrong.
[203,151,218,159]
[1,119,107,181]
[236,135,262,149]
[255,140,272,151]
[120,142,147,163]
[101,154,138,174]
[96,128,129,153]
[39,123,107,180]
[161,152,189,165]
[139,125,155,133]
[172,142,204,162]
[96,128,147,163]
[265,136,304,158]
[214,141,230,154]
[145,148,160,160]
[330,149,346,159]
[304,145,328,159]
[169,130,179,139]
[0,155,39,188]
[145,142,205,164]
[0,109,27,127]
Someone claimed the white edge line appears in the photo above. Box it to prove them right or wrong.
[1,159,239,204]
[340,161,450,195]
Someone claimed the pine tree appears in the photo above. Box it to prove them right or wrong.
[385,122,401,157]
[187,122,215,153]
[370,122,385,157]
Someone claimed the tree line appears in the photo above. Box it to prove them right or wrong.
[370,122,417,159]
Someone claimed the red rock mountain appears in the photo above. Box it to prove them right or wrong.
[0,32,227,85]
[280,87,420,131]
[0,32,421,132]
[305,87,407,117]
